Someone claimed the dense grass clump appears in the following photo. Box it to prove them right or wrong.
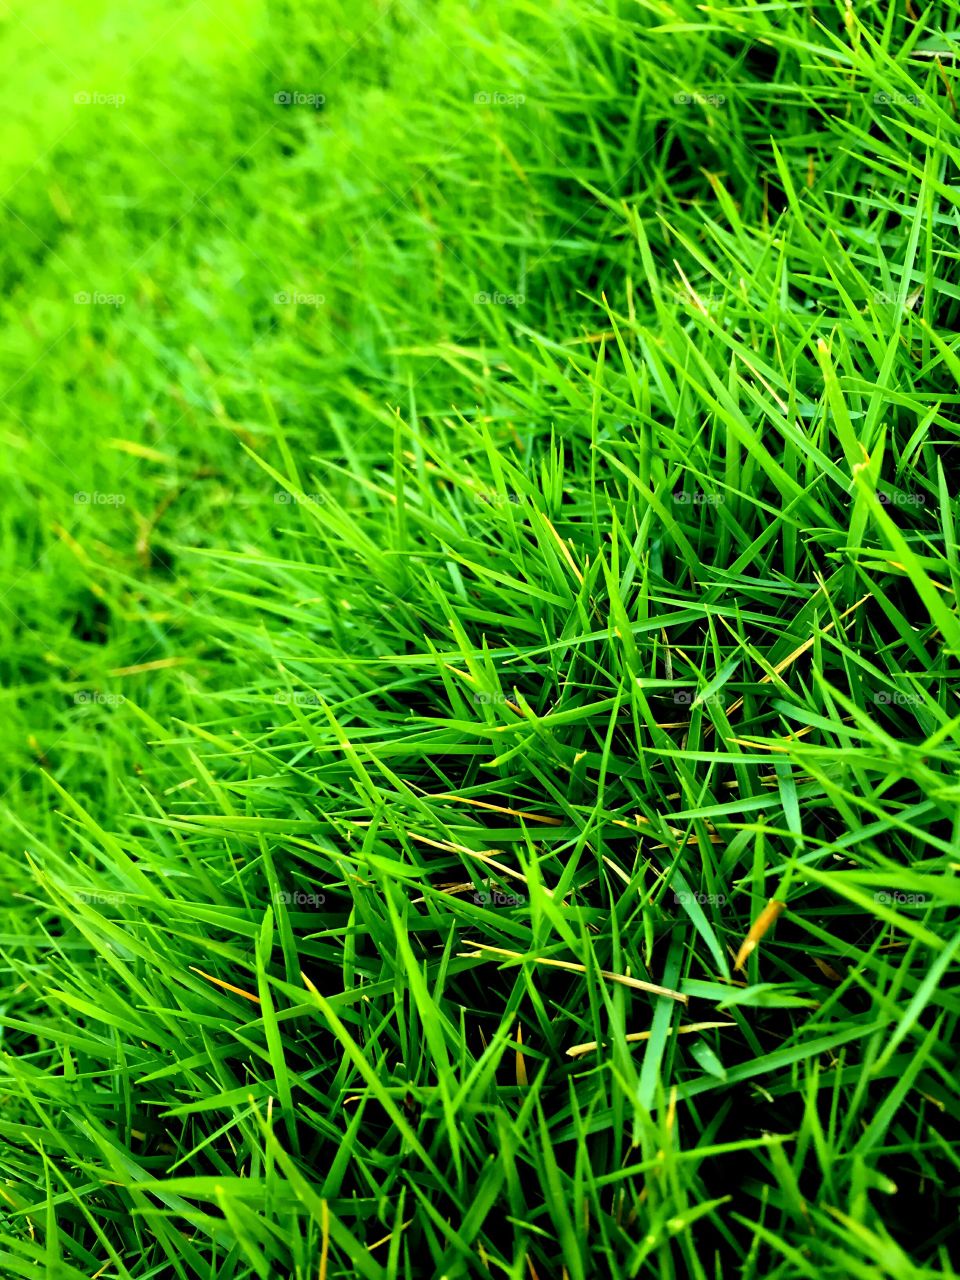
[1,1,960,1277]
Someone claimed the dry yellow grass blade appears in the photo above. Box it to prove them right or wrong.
[516,1023,528,1086]
[106,437,176,462]
[734,900,787,971]
[441,664,522,714]
[319,1199,330,1280]
[109,657,191,677]
[464,943,687,1003]
[726,718,820,752]
[720,593,870,722]
[189,966,261,1004]
[813,957,844,983]
[665,1084,678,1140]
[350,821,543,894]
[412,880,477,903]
[540,512,584,585]
[426,792,562,824]
[566,1021,736,1058]
[612,813,721,852]
[454,847,537,889]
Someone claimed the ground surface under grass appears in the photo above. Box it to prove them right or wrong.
[1,1,959,1277]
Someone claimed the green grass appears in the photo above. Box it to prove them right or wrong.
[2,0,960,1276]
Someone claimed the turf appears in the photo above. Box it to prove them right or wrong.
[1,0,960,1276]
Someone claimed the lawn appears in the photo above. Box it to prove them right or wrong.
[1,1,959,1277]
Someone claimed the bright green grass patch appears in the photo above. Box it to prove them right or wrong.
[1,1,959,1277]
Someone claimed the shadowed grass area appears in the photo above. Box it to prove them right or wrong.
[1,1,959,1277]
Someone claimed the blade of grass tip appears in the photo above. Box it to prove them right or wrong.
[253,1103,388,1280]
[871,933,960,1075]
[516,1022,528,1087]
[213,1187,278,1280]
[380,884,464,1190]
[534,1095,586,1280]
[255,907,299,1154]
[637,932,686,1116]
[670,871,730,977]
[853,461,960,653]
[298,971,456,1198]
[853,1016,945,1161]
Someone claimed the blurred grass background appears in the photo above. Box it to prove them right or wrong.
[1,0,637,820]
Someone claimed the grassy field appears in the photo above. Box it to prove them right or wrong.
[2,1,960,1276]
